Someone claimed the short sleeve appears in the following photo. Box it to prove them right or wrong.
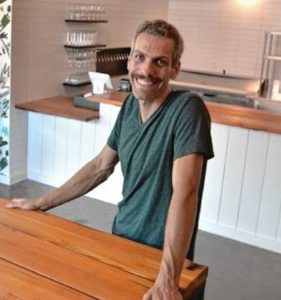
[173,94,214,160]
[107,94,132,151]
[107,110,121,151]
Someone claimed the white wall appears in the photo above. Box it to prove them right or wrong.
[9,0,168,184]
[10,0,281,184]
[168,0,281,78]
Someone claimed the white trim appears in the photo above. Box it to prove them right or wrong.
[27,171,62,188]
[199,218,281,254]
[9,172,27,185]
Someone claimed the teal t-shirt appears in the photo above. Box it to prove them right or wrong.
[107,90,214,249]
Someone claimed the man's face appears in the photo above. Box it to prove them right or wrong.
[127,33,180,103]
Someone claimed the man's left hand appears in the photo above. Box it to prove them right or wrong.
[142,283,183,300]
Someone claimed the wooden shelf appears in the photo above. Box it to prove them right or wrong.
[63,81,91,87]
[265,55,281,61]
[15,96,99,122]
[64,44,106,49]
[65,19,108,23]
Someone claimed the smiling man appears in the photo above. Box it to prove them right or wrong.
[7,20,213,300]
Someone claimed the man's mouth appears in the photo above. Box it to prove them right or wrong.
[136,78,154,86]
[132,75,160,88]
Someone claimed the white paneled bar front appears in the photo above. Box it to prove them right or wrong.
[27,104,281,254]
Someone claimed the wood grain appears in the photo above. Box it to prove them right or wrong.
[0,259,94,300]
[0,198,207,300]
[15,96,99,122]
[15,92,281,134]
[87,91,281,134]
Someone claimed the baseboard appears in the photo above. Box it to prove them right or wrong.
[0,171,27,185]
[199,218,281,255]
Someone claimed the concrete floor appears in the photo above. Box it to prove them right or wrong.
[1,179,281,300]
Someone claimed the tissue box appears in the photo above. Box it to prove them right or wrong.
[73,95,100,110]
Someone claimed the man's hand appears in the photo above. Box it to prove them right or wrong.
[6,198,39,210]
[143,282,183,300]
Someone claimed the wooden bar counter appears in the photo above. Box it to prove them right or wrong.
[0,198,207,299]
[86,90,281,135]
[15,90,281,134]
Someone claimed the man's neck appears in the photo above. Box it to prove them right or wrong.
[138,89,171,123]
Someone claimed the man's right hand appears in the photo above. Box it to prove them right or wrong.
[6,198,40,210]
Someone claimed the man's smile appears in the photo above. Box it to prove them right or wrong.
[132,74,161,89]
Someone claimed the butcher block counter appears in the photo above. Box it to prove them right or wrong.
[0,198,207,299]
[16,91,281,134]
[86,90,281,135]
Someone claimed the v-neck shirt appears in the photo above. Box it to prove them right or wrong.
[107,90,214,249]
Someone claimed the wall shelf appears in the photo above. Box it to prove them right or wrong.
[65,19,108,23]
[63,81,91,87]
[265,55,281,61]
[64,44,106,49]
[259,31,281,98]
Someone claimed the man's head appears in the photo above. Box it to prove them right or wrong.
[131,20,184,67]
[127,20,184,103]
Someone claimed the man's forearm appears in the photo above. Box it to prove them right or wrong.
[36,156,115,211]
[157,192,198,287]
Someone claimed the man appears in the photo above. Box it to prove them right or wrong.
[7,20,213,299]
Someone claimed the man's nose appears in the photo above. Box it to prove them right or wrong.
[140,60,156,76]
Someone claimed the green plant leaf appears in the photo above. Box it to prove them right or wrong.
[0,157,8,171]
[0,13,10,31]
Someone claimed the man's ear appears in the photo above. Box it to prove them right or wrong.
[171,61,181,80]
[127,54,132,71]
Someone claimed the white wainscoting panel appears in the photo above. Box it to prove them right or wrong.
[53,117,69,182]
[218,126,249,228]
[237,130,269,234]
[41,115,55,178]
[256,134,281,240]
[65,119,82,179]
[201,123,229,223]
[200,125,281,254]
[27,107,281,253]
[28,104,123,204]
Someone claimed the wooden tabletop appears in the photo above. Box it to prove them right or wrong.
[0,198,207,299]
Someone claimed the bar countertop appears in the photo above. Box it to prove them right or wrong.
[15,91,281,134]
[15,96,99,122]
[86,91,281,135]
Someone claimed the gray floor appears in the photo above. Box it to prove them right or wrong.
[1,179,281,300]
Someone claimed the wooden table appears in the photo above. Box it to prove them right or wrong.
[0,198,208,299]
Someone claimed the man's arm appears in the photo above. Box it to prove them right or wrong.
[143,153,203,300]
[6,145,119,211]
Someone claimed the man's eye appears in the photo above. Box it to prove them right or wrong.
[134,54,145,62]
[156,59,168,67]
